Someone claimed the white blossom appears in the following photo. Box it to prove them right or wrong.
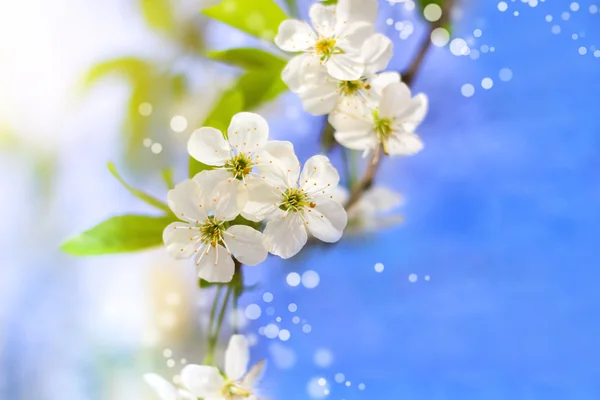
[144,374,195,400]
[329,82,427,156]
[181,335,264,400]
[188,112,299,219]
[275,0,379,81]
[333,185,404,234]
[285,33,396,116]
[244,154,347,259]
[163,173,268,283]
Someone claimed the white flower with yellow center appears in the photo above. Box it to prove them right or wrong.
[244,154,347,259]
[329,82,428,156]
[275,0,379,81]
[181,335,264,400]
[188,112,299,220]
[144,335,264,400]
[163,173,268,283]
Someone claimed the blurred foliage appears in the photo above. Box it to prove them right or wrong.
[203,0,287,40]
[108,161,171,213]
[61,215,175,256]
[139,0,175,33]
[207,48,286,70]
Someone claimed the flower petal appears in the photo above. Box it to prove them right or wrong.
[263,212,307,259]
[224,334,250,381]
[386,131,424,156]
[397,93,428,132]
[336,21,374,53]
[329,111,376,151]
[196,245,235,283]
[254,140,300,188]
[358,186,404,214]
[144,373,179,400]
[227,112,269,154]
[274,20,316,52]
[379,82,412,119]
[305,200,347,243]
[194,169,244,221]
[334,129,378,151]
[309,3,337,37]
[224,225,268,266]
[298,81,340,115]
[163,222,201,259]
[168,179,207,222]
[362,34,393,74]
[188,127,230,166]
[180,365,224,398]
[299,155,340,197]
[336,0,378,25]
[330,186,350,205]
[326,53,364,81]
[241,177,281,222]
[367,72,401,97]
[282,54,313,92]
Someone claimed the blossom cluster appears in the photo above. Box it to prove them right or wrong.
[163,112,347,283]
[145,335,264,400]
[275,0,428,157]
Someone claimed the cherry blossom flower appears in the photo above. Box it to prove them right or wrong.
[163,173,268,283]
[333,185,404,234]
[244,154,347,259]
[275,0,379,81]
[284,34,396,115]
[144,374,195,400]
[329,82,428,156]
[180,335,265,400]
[188,112,299,219]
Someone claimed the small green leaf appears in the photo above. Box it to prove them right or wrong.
[203,0,287,41]
[207,48,286,71]
[237,69,288,109]
[189,90,244,177]
[199,279,221,288]
[81,57,152,90]
[107,162,171,213]
[139,0,175,33]
[61,215,175,256]
[320,0,338,5]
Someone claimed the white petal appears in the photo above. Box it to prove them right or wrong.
[362,34,393,74]
[299,155,340,197]
[168,179,207,222]
[367,72,401,97]
[274,20,316,52]
[336,0,378,25]
[298,81,340,115]
[163,222,201,259]
[196,245,235,283]
[398,93,428,132]
[305,200,347,243]
[282,54,313,92]
[254,140,300,188]
[326,53,364,81]
[144,373,179,400]
[242,360,266,387]
[180,365,224,398]
[224,225,268,266]
[241,177,281,222]
[227,112,269,154]
[386,131,424,156]
[379,82,412,119]
[188,127,230,166]
[212,178,247,222]
[263,213,307,259]
[359,186,404,214]
[194,169,244,221]
[334,130,378,151]
[309,3,337,37]
[336,21,374,53]
[224,334,250,381]
[330,186,350,205]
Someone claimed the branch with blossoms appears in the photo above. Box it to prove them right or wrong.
[62,0,453,398]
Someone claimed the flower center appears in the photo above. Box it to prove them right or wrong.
[225,153,254,180]
[338,80,369,96]
[315,37,338,61]
[373,109,394,155]
[280,187,309,213]
[222,381,252,399]
[199,216,225,247]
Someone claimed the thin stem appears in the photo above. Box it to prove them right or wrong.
[208,285,223,338]
[212,284,233,346]
[344,146,382,209]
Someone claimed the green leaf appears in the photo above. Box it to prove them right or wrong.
[81,57,152,90]
[237,69,288,109]
[162,168,175,189]
[139,0,175,33]
[107,162,171,214]
[203,0,287,41]
[207,48,286,71]
[199,279,221,288]
[189,90,244,177]
[61,215,175,256]
[320,0,338,5]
